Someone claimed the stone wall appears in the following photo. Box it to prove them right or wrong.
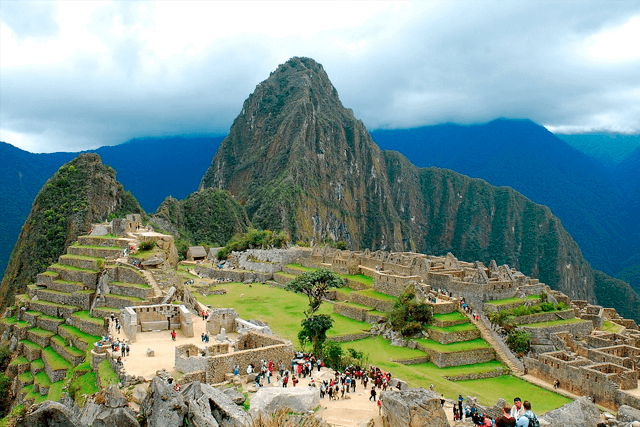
[194,265,272,283]
[521,320,593,342]
[373,273,419,297]
[349,293,395,312]
[443,367,506,381]
[391,356,430,365]
[121,304,194,342]
[427,327,480,345]
[328,332,372,343]
[105,265,147,285]
[509,309,575,326]
[416,344,495,368]
[332,303,369,322]
[174,332,294,384]
[206,308,239,335]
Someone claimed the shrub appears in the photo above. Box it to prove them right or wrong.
[506,330,531,355]
[139,240,156,251]
[388,286,433,337]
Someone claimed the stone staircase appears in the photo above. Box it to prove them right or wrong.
[0,231,161,407]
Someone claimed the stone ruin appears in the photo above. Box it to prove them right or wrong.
[121,303,194,343]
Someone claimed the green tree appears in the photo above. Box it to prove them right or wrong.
[388,285,433,336]
[506,329,532,355]
[286,269,346,354]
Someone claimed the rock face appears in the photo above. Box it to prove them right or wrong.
[17,401,84,427]
[618,405,640,423]
[540,397,600,427]
[199,56,595,301]
[140,376,188,427]
[0,153,144,308]
[249,386,320,415]
[78,385,141,427]
[380,388,448,427]
[181,381,249,427]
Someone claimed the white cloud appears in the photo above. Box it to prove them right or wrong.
[1,1,639,153]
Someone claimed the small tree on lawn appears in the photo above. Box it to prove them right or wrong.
[286,269,346,355]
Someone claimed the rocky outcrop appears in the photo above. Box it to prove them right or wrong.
[199,56,595,302]
[380,388,448,427]
[249,387,320,415]
[618,405,640,423]
[17,401,84,427]
[140,376,188,427]
[0,153,144,309]
[181,381,249,427]
[540,397,600,427]
[222,388,246,405]
[78,385,140,427]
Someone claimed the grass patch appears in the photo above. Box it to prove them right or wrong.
[415,338,491,353]
[34,371,52,388]
[343,274,373,286]
[29,327,56,338]
[353,289,398,302]
[427,323,478,333]
[61,254,102,261]
[433,312,467,322]
[521,318,587,328]
[31,359,44,370]
[338,336,427,360]
[274,272,296,279]
[59,324,101,345]
[18,371,33,383]
[337,301,374,311]
[69,371,99,407]
[284,263,318,272]
[601,320,624,333]
[335,287,354,296]
[51,335,85,357]
[0,317,17,325]
[98,360,120,387]
[48,380,65,402]
[9,356,29,366]
[42,346,72,370]
[110,281,151,289]
[191,282,370,342]
[73,310,106,325]
[19,339,43,351]
[49,263,97,273]
[29,299,79,310]
[484,297,524,306]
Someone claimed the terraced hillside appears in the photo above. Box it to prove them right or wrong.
[0,232,159,408]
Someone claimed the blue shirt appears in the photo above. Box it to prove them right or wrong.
[516,411,534,427]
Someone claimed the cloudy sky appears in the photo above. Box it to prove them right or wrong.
[1,1,639,153]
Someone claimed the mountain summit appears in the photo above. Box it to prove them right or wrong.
[200,57,610,306]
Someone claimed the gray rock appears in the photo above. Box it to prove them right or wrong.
[17,401,84,427]
[222,388,247,405]
[249,387,320,416]
[181,381,249,427]
[132,385,148,404]
[140,376,188,427]
[142,257,164,266]
[618,405,640,423]
[91,225,109,236]
[540,396,600,427]
[380,388,448,427]
[10,335,17,352]
[388,378,409,391]
[104,385,128,408]
[147,348,155,357]
[91,407,140,427]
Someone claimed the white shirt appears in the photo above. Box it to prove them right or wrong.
[510,404,525,420]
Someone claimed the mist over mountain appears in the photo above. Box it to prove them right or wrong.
[557,133,640,171]
[370,121,633,276]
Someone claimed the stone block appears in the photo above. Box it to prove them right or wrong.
[147,348,154,357]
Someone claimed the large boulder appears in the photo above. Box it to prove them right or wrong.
[181,381,249,427]
[618,405,640,423]
[380,389,448,427]
[17,401,84,427]
[140,376,188,427]
[223,388,247,405]
[249,386,320,415]
[540,397,600,427]
[78,385,140,427]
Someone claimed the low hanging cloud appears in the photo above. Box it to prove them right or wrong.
[1,1,639,153]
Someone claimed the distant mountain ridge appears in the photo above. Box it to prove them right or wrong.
[199,57,610,310]
[370,121,634,276]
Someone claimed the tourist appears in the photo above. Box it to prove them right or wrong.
[440,394,445,407]
[515,401,538,427]
[495,403,516,427]
[377,398,382,415]
[175,384,181,392]
[370,386,377,401]
[171,330,177,341]
[510,397,525,420]
[205,332,210,343]
[201,333,205,342]
[292,375,298,387]
[327,383,332,399]
[234,364,239,376]
[458,395,464,419]
[283,375,289,388]
[247,364,253,374]
[483,416,493,426]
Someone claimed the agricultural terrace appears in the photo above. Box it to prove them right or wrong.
[191,281,572,412]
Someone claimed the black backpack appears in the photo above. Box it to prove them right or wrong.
[525,412,539,427]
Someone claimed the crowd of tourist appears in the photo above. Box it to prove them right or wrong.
[454,396,539,426]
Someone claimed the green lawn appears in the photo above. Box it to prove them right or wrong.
[73,310,107,325]
[69,371,98,407]
[191,282,370,342]
[484,297,524,306]
[433,312,467,322]
[427,323,477,333]
[415,338,491,352]
[520,318,587,328]
[48,380,65,402]
[275,272,296,279]
[42,347,72,370]
[58,325,101,346]
[601,320,624,333]
[285,263,318,272]
[98,360,120,387]
[9,356,29,366]
[344,274,373,286]
[353,289,398,302]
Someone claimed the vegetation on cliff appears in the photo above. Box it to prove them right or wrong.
[199,56,597,306]
[594,270,640,321]
[152,188,250,258]
[0,153,143,308]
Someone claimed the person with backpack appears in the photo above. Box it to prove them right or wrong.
[495,403,516,427]
[516,401,539,427]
